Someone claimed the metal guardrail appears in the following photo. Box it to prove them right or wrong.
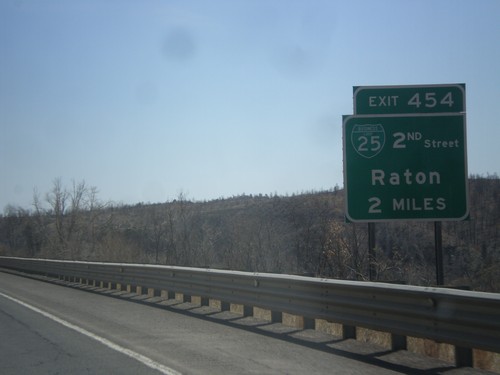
[1,256,499,361]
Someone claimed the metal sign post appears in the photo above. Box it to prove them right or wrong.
[434,221,444,285]
[368,222,376,281]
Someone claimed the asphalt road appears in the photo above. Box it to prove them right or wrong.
[0,270,493,375]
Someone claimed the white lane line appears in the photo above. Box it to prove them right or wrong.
[0,291,182,375]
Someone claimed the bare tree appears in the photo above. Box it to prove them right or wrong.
[43,178,91,259]
[45,178,69,256]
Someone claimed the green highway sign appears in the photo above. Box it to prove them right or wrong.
[343,113,468,222]
[354,83,465,115]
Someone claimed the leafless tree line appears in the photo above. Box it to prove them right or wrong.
[1,176,499,292]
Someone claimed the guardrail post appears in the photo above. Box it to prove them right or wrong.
[455,346,473,368]
[303,317,315,330]
[271,311,282,323]
[160,290,174,299]
[175,293,191,303]
[391,334,407,351]
[243,305,252,317]
[343,325,356,340]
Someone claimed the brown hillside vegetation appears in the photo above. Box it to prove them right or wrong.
[1,175,499,292]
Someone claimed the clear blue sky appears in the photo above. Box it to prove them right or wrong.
[1,0,499,210]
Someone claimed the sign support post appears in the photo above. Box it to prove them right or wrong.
[368,223,376,281]
[434,221,444,285]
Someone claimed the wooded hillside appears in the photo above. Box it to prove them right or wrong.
[1,175,499,292]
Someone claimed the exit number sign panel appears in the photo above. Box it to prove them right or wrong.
[353,84,465,115]
[343,114,468,222]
